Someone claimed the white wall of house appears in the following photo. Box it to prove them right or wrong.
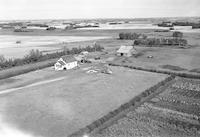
[54,61,78,71]
[54,62,64,71]
[117,52,132,57]
[65,61,78,70]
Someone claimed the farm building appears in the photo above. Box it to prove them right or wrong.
[117,46,137,57]
[80,51,89,56]
[74,55,85,63]
[54,56,78,71]
[74,51,89,63]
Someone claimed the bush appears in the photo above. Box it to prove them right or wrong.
[119,32,146,40]
[24,49,43,63]
[134,38,187,46]
[155,29,170,32]
[135,96,141,102]
[0,55,6,63]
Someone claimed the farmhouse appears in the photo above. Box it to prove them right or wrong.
[54,56,78,71]
[117,45,137,57]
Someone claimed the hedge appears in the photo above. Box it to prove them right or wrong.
[134,38,188,46]
[0,58,57,80]
[109,63,200,79]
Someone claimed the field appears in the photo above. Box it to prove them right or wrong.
[37,28,200,74]
[107,31,200,74]
[93,77,200,137]
[1,18,200,137]
[0,35,109,58]
[0,65,167,137]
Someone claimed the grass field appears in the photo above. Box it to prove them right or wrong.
[0,28,156,59]
[56,29,200,74]
[0,65,167,137]
[112,45,200,71]
[93,77,200,137]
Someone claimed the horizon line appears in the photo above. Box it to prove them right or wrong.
[0,16,199,21]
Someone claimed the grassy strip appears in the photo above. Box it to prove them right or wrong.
[109,63,200,79]
[190,68,200,73]
[159,64,187,71]
[0,58,57,80]
[69,75,175,137]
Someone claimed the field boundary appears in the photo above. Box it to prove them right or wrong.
[69,75,175,137]
[109,63,200,79]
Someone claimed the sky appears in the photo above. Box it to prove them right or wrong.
[0,0,200,20]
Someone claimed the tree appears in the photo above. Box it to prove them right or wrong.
[24,49,43,62]
[172,31,184,46]
[172,31,183,39]
[119,33,125,39]
[0,55,6,63]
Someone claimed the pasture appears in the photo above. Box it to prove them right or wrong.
[0,65,167,137]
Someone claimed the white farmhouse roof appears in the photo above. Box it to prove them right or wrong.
[117,46,137,54]
[60,55,77,63]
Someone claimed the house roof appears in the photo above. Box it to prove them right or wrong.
[60,55,77,63]
[117,46,137,54]
[57,60,66,66]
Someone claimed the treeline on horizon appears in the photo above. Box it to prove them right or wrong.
[173,22,200,29]
[0,44,104,70]
[119,31,188,46]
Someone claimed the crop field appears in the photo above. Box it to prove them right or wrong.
[93,77,200,137]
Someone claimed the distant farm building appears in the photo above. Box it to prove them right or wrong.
[54,56,78,71]
[158,21,173,27]
[117,46,137,57]
[74,51,89,63]
[80,51,89,56]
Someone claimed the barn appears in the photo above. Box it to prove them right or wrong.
[117,46,137,57]
[54,56,78,71]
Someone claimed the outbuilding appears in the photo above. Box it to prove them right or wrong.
[117,45,137,57]
[54,56,78,71]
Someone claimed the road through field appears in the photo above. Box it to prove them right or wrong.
[0,77,65,95]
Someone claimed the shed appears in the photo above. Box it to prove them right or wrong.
[117,46,137,57]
